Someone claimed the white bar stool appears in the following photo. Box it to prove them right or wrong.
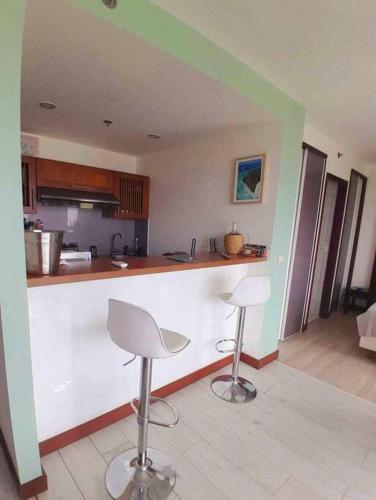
[106,298,190,500]
[212,275,271,403]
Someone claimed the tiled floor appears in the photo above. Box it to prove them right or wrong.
[279,312,376,403]
[2,361,376,499]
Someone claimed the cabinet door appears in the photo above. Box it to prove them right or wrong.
[116,173,150,219]
[21,156,37,214]
[37,158,114,193]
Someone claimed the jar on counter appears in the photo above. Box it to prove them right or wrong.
[224,221,244,255]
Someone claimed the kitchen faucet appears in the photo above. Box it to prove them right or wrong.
[111,232,123,258]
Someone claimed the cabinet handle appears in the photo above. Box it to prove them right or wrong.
[31,187,35,210]
[69,184,90,191]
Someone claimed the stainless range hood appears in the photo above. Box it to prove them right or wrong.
[38,187,120,207]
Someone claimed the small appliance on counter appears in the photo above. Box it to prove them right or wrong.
[60,250,92,262]
[60,242,92,263]
[25,230,64,275]
[224,221,244,255]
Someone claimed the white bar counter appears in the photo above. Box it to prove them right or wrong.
[27,255,268,441]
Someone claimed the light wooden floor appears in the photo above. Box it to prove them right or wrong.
[2,361,376,499]
[279,312,376,403]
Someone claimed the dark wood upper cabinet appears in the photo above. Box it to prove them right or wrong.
[37,158,115,194]
[112,172,150,219]
[21,155,37,214]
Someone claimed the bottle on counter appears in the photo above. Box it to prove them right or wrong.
[134,237,139,255]
[34,218,44,230]
[224,221,245,255]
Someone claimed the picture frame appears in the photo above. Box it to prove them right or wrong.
[233,154,265,204]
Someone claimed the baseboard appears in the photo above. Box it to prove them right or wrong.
[0,430,47,499]
[39,354,233,456]
[240,349,279,369]
[39,351,278,456]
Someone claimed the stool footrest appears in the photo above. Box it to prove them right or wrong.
[215,338,236,354]
[131,396,179,428]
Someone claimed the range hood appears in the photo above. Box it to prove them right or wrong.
[38,187,120,207]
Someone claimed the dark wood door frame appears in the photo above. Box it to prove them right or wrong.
[319,174,348,318]
[344,169,368,299]
[368,253,376,306]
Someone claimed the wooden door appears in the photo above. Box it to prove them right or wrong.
[115,172,150,219]
[283,144,327,339]
[21,156,37,214]
[37,158,114,193]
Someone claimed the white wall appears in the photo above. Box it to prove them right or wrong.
[138,123,283,255]
[303,123,366,180]
[21,133,137,173]
[303,123,375,288]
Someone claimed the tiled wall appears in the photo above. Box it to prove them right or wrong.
[27,204,135,256]
[308,179,338,323]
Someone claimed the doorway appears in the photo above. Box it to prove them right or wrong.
[305,173,348,323]
[333,170,367,310]
[282,144,350,339]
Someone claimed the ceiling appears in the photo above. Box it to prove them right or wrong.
[152,0,376,161]
[22,0,273,156]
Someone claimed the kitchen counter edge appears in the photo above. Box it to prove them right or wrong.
[27,255,266,287]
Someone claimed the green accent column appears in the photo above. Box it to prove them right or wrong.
[261,119,304,356]
[72,0,305,356]
[0,0,42,484]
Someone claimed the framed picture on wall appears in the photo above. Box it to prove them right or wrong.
[233,154,265,203]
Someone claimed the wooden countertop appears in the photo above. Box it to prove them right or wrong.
[27,254,266,287]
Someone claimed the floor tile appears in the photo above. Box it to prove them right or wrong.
[38,451,84,500]
[275,477,325,500]
[184,440,274,500]
[3,360,376,500]
[59,438,111,500]
[90,422,128,455]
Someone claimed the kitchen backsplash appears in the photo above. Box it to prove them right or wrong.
[27,204,135,256]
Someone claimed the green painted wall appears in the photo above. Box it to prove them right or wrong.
[71,0,305,356]
[0,0,304,483]
[0,0,42,484]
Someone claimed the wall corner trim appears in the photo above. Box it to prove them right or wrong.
[240,350,279,369]
[0,430,47,499]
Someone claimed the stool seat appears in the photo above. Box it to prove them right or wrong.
[218,274,271,308]
[161,328,190,354]
[212,274,271,404]
[108,298,190,359]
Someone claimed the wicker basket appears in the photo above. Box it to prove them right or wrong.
[224,233,244,255]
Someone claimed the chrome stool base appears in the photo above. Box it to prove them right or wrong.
[211,374,257,403]
[106,447,175,499]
